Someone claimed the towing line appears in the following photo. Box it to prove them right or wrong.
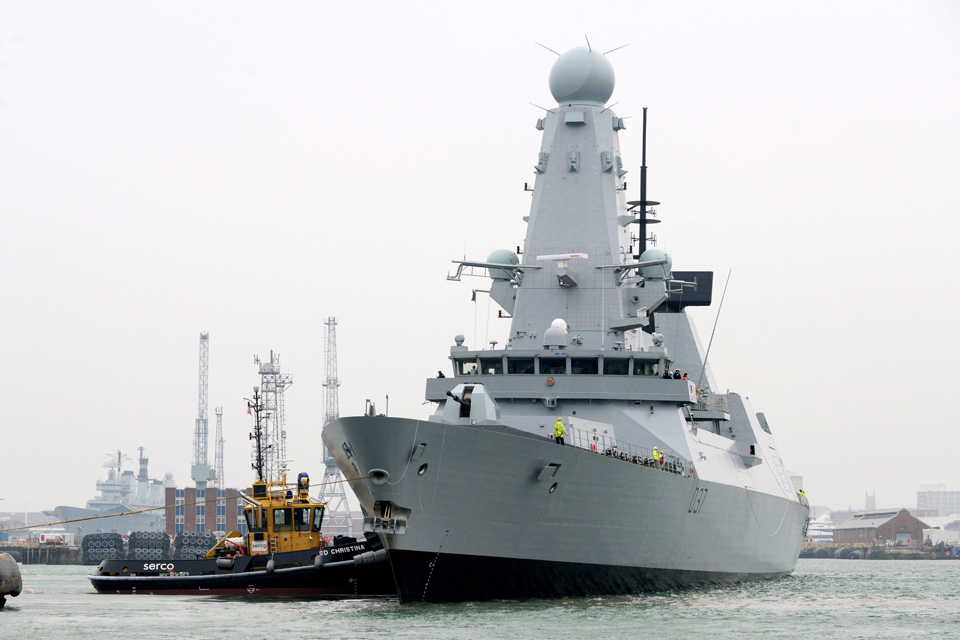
[0,474,373,534]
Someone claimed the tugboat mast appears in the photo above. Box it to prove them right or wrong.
[245,388,267,482]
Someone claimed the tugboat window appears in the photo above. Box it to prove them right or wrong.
[571,358,599,375]
[507,358,535,374]
[603,358,629,375]
[243,508,256,532]
[540,357,567,375]
[312,507,325,532]
[455,359,478,375]
[294,507,311,532]
[479,357,503,375]
[273,508,293,532]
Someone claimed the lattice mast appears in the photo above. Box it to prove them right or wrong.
[323,318,340,429]
[254,350,292,480]
[191,333,212,491]
[320,316,352,536]
[213,407,224,490]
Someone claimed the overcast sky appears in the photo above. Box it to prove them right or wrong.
[1,1,958,517]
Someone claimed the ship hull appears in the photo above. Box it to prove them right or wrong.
[389,549,789,602]
[324,416,807,603]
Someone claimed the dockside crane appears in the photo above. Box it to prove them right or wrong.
[319,316,353,536]
[191,333,213,495]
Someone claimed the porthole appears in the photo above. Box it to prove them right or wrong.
[549,482,558,493]
[418,463,428,476]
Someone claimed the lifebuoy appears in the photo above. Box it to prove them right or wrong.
[546,377,554,386]
[590,442,597,452]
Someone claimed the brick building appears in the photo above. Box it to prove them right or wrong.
[164,486,248,537]
[833,508,929,546]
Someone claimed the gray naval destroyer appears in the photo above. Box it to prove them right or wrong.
[323,46,809,602]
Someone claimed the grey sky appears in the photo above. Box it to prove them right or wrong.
[1,1,958,516]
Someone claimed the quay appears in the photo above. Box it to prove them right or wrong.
[0,544,81,565]
[802,545,959,560]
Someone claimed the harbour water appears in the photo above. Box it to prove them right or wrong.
[1,560,957,639]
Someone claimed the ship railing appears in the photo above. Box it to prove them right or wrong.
[567,427,694,478]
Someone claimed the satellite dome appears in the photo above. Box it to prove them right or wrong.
[638,248,672,281]
[550,318,568,332]
[164,472,173,480]
[544,326,567,349]
[549,47,615,104]
[487,249,519,281]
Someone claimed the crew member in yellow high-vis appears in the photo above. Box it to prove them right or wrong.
[554,418,567,445]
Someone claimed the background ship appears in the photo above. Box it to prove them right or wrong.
[52,449,170,541]
[323,44,809,602]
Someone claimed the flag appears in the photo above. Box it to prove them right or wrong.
[471,290,476,302]
[247,404,252,415]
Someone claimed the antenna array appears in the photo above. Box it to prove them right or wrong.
[254,351,292,480]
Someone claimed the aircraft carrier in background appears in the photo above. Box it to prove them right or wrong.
[52,449,170,540]
[323,45,809,602]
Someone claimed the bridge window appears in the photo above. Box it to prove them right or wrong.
[273,508,293,532]
[571,358,598,375]
[633,360,658,376]
[455,359,478,375]
[603,358,629,375]
[507,358,535,374]
[294,507,311,532]
[312,507,325,532]
[539,357,566,375]
[480,357,503,375]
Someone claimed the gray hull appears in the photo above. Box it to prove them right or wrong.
[325,416,806,602]
[53,505,161,540]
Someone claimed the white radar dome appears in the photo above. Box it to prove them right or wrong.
[544,326,567,349]
[638,248,672,281]
[487,249,519,281]
[549,47,615,104]
[550,318,568,332]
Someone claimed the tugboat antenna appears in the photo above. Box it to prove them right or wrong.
[245,388,266,482]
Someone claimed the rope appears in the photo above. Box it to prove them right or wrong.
[0,474,372,534]
[385,421,420,486]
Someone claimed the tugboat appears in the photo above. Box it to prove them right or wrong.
[89,391,396,597]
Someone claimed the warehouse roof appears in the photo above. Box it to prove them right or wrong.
[833,509,902,530]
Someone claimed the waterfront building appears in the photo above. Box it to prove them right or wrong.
[833,509,929,546]
[917,485,960,517]
[163,486,246,536]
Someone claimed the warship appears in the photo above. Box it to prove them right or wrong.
[52,449,169,541]
[323,45,809,602]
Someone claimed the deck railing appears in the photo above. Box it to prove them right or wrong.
[565,427,693,477]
